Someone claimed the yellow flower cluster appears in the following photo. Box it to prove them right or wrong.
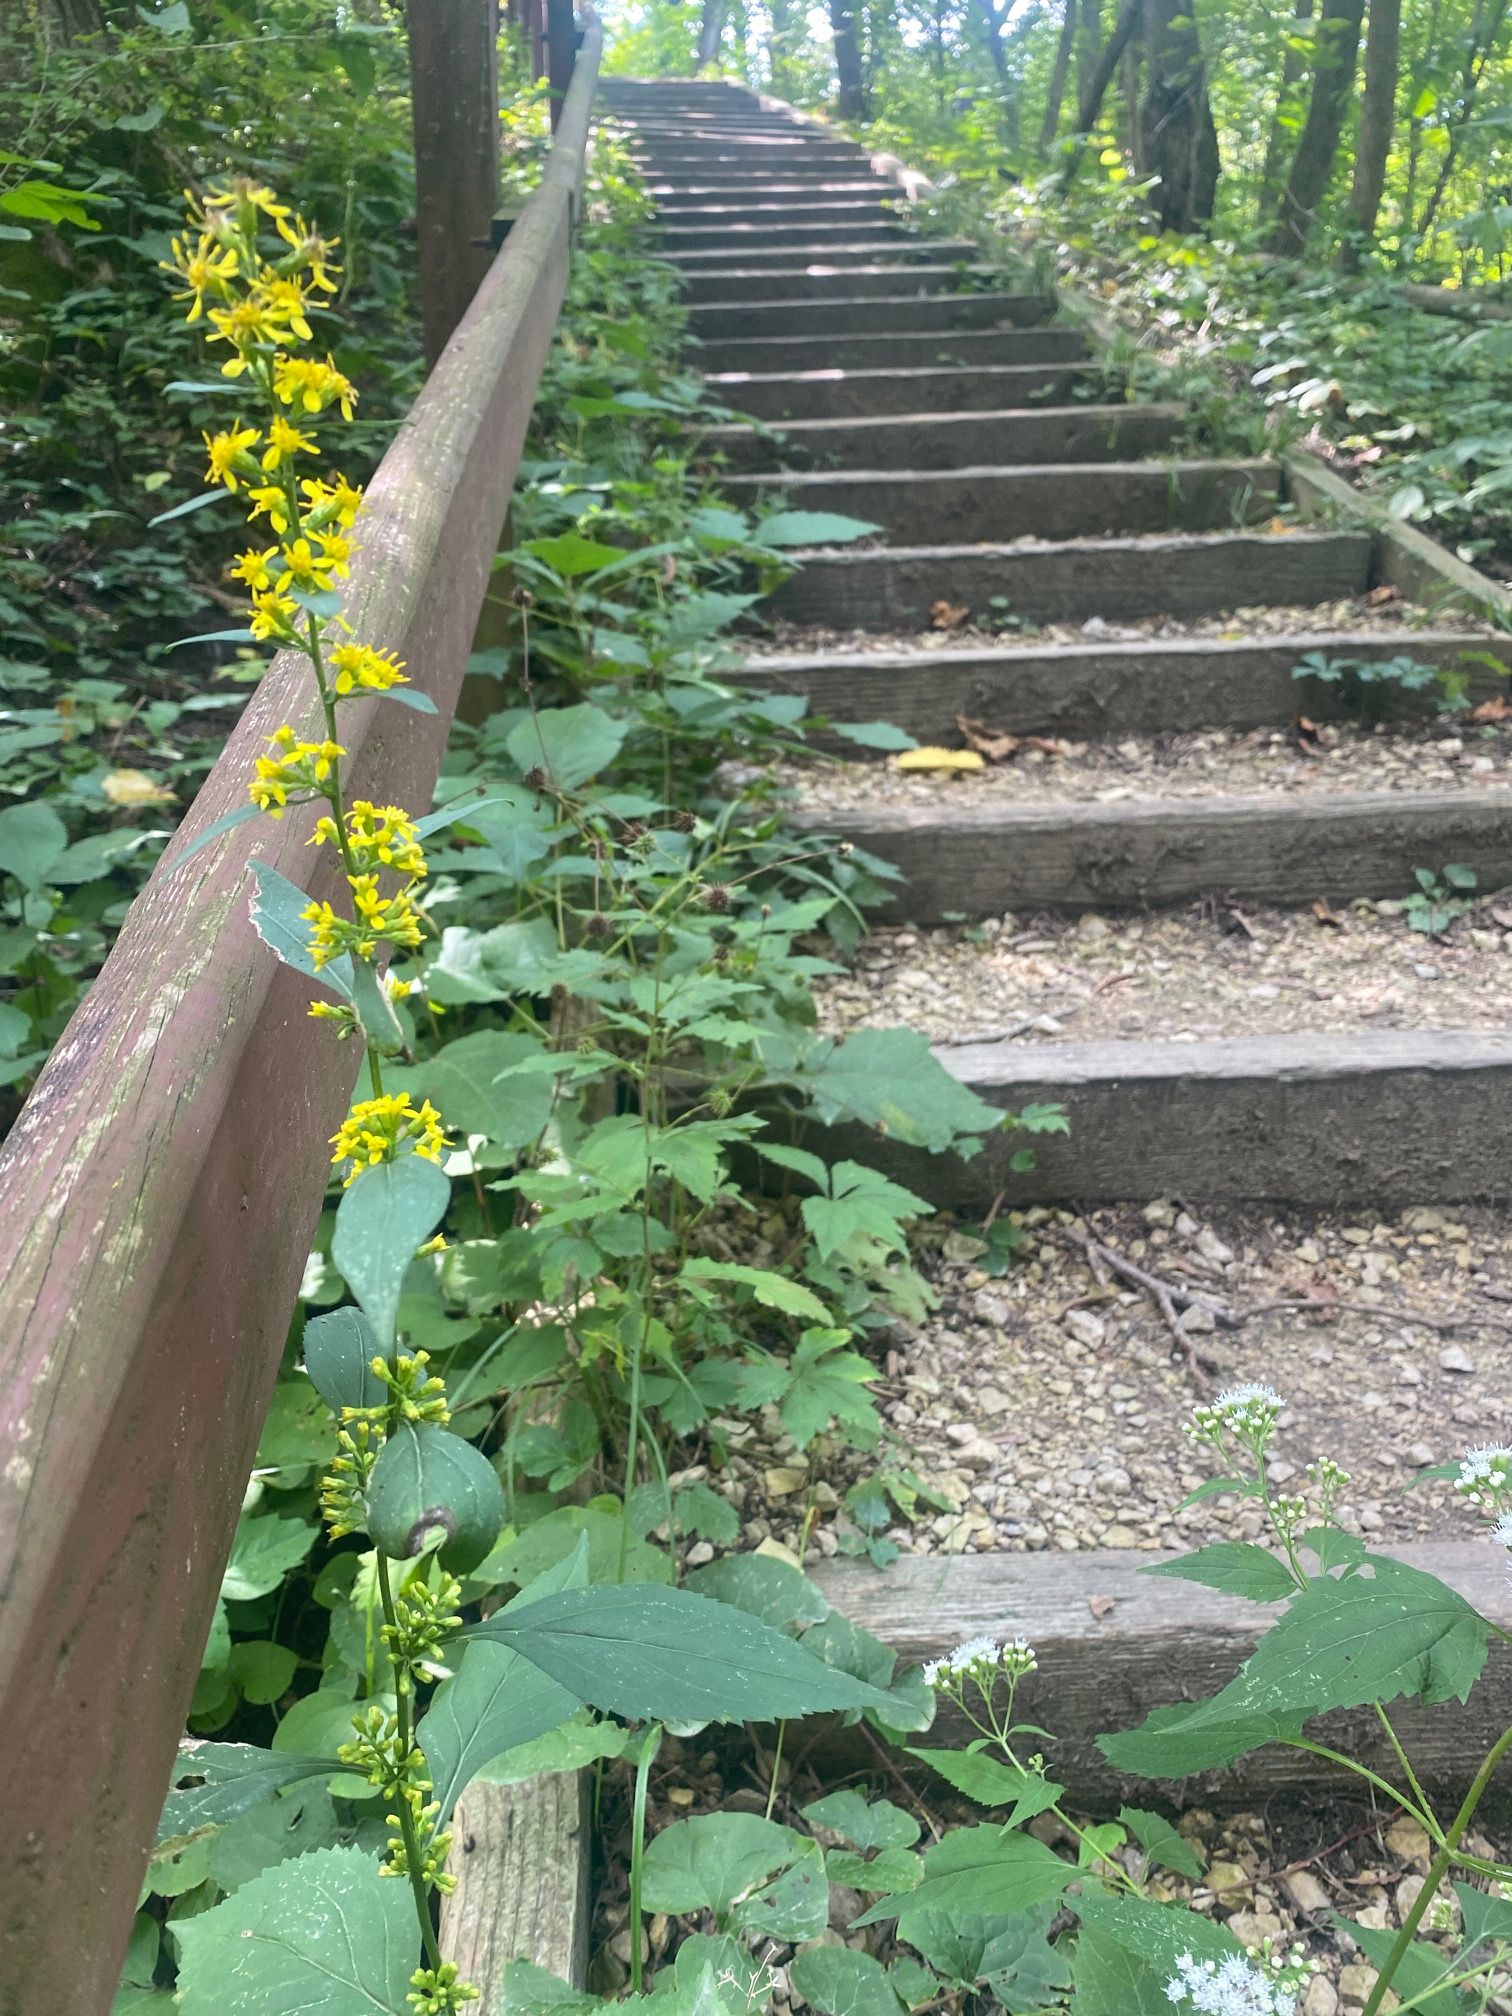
[312,801,428,880]
[328,642,408,695]
[249,725,345,815]
[330,1094,446,1185]
[302,880,426,969]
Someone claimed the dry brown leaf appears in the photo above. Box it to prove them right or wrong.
[1263,515,1292,536]
[1365,583,1401,607]
[1018,735,1071,757]
[1312,898,1343,929]
[891,745,986,774]
[1293,714,1322,756]
[1088,1594,1116,1620]
[101,768,176,807]
[956,713,1019,762]
[1470,693,1512,723]
[930,598,970,630]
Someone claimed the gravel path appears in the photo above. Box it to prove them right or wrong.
[816,901,1512,1043]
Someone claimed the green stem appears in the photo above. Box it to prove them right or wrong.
[376,1553,445,1974]
[1373,1703,1441,1842]
[765,1721,787,1822]
[1280,1737,1437,1832]
[1359,1721,1512,2016]
[629,1729,656,1995]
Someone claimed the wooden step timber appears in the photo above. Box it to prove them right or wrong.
[667,239,975,272]
[796,779,1512,918]
[706,402,1186,473]
[725,458,1279,542]
[703,361,1105,420]
[649,182,896,206]
[689,291,1056,339]
[810,1545,1512,1801]
[695,327,1090,373]
[765,528,1372,628]
[659,220,910,251]
[440,1773,591,2014]
[737,629,1512,738]
[797,1026,1512,1207]
[657,198,907,223]
[636,149,867,173]
[680,263,997,304]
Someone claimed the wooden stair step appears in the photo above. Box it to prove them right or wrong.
[659,220,909,250]
[765,527,1372,629]
[736,628,1510,738]
[666,238,971,270]
[695,327,1089,372]
[725,458,1279,542]
[649,182,894,205]
[703,361,1104,418]
[636,148,866,171]
[689,290,1056,339]
[706,402,1184,471]
[680,262,996,303]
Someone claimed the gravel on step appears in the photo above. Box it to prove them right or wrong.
[771,714,1512,809]
[815,900,1512,1045]
[736,593,1498,661]
[724,1202,1512,1564]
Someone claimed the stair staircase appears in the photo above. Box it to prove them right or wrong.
[598,77,1512,1208]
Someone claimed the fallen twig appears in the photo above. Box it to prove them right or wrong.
[1053,1227,1218,1388]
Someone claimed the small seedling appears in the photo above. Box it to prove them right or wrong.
[1292,650,1460,719]
[1403,862,1477,933]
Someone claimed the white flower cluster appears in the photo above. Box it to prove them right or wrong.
[1188,1384,1284,1453]
[922,1635,1037,1690]
[1456,1445,1512,1513]
[1165,1952,1298,2016]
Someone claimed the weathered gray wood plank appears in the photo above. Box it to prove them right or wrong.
[681,263,986,303]
[703,361,1101,419]
[690,291,1056,338]
[766,529,1372,627]
[708,402,1183,471]
[736,629,1509,737]
[695,327,1088,373]
[441,1773,591,2010]
[810,1545,1512,1801]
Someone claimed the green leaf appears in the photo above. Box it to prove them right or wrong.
[856,1827,1072,1927]
[154,1743,337,1852]
[802,1163,928,1262]
[389,1031,554,1167]
[789,1949,904,2016]
[798,1027,1004,1153]
[522,531,627,577]
[302,1306,386,1413]
[1075,1891,1242,1978]
[731,1837,830,1940]
[1455,1880,1512,1950]
[1118,1807,1205,1880]
[170,802,262,871]
[471,1709,629,1786]
[755,509,880,547]
[801,1789,920,1849]
[421,1542,586,1819]
[640,1812,800,1916]
[831,721,920,752]
[228,1641,299,1708]
[0,801,67,890]
[506,703,627,790]
[684,1552,830,1627]
[979,1905,1073,2011]
[364,1421,505,1573]
[779,1329,880,1451]
[246,861,353,1001]
[426,920,605,1004]
[174,1844,415,2013]
[680,1256,829,1322]
[1143,1543,1297,1603]
[331,1154,452,1351]
[204,1783,340,1894]
[1332,1916,1460,2016]
[828,1847,922,1893]
[475,1504,673,1590]
[673,1480,740,1545]
[221,1515,316,1603]
[1100,1556,1490,1779]
[906,1747,1061,1826]
[467,1582,898,1723]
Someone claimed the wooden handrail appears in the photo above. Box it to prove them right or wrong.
[0,16,601,2008]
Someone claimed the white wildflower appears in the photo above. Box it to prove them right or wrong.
[1456,1445,1512,1512]
[1188,1384,1284,1454]
[1492,1511,1512,1552]
[946,1634,1001,1676]
[1164,1949,1300,2016]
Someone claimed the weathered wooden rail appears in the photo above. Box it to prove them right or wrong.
[0,12,600,2007]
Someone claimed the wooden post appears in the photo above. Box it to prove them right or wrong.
[0,21,602,2010]
[546,0,576,127]
[409,0,503,369]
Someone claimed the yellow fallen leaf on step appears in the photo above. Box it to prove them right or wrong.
[101,768,177,807]
[891,746,986,774]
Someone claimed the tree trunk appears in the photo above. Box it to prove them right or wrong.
[1258,0,1313,220]
[768,0,795,90]
[1415,0,1512,244]
[37,0,104,46]
[1266,0,1366,254]
[695,0,724,71]
[1343,0,1401,255]
[1138,0,1220,230]
[830,0,866,118]
[1077,0,1103,105]
[1121,36,1144,169]
[1038,0,1078,154]
[1073,0,1144,136]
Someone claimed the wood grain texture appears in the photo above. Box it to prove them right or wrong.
[668,238,971,267]
[661,219,907,250]
[738,629,1511,737]
[689,291,1056,339]
[681,263,983,303]
[0,23,603,2011]
[708,402,1182,472]
[799,778,1512,914]
[810,1545,1512,1801]
[441,1773,592,2009]
[786,1027,1512,1204]
[651,182,895,205]
[767,529,1372,627]
[723,459,1278,541]
[702,361,1100,419]
[693,327,1089,373]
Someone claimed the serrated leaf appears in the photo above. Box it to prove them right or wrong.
[1118,1807,1205,1879]
[796,1026,1004,1153]
[1143,1543,1297,1603]
[173,1843,415,2013]
[681,1256,830,1322]
[505,703,626,790]
[907,1747,1061,1826]
[755,509,879,547]
[467,1583,898,1723]
[1332,1915,1460,2016]
[856,1826,1072,1927]
[389,1030,554,1166]
[221,1515,316,1602]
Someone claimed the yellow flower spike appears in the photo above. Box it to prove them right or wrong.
[249,587,300,642]
[207,295,284,354]
[262,414,319,471]
[274,354,357,420]
[203,423,261,492]
[164,230,239,321]
[274,537,338,595]
[230,545,279,593]
[329,1095,447,1185]
[302,474,365,529]
[256,272,315,342]
[246,483,294,535]
[246,728,348,817]
[327,642,407,696]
